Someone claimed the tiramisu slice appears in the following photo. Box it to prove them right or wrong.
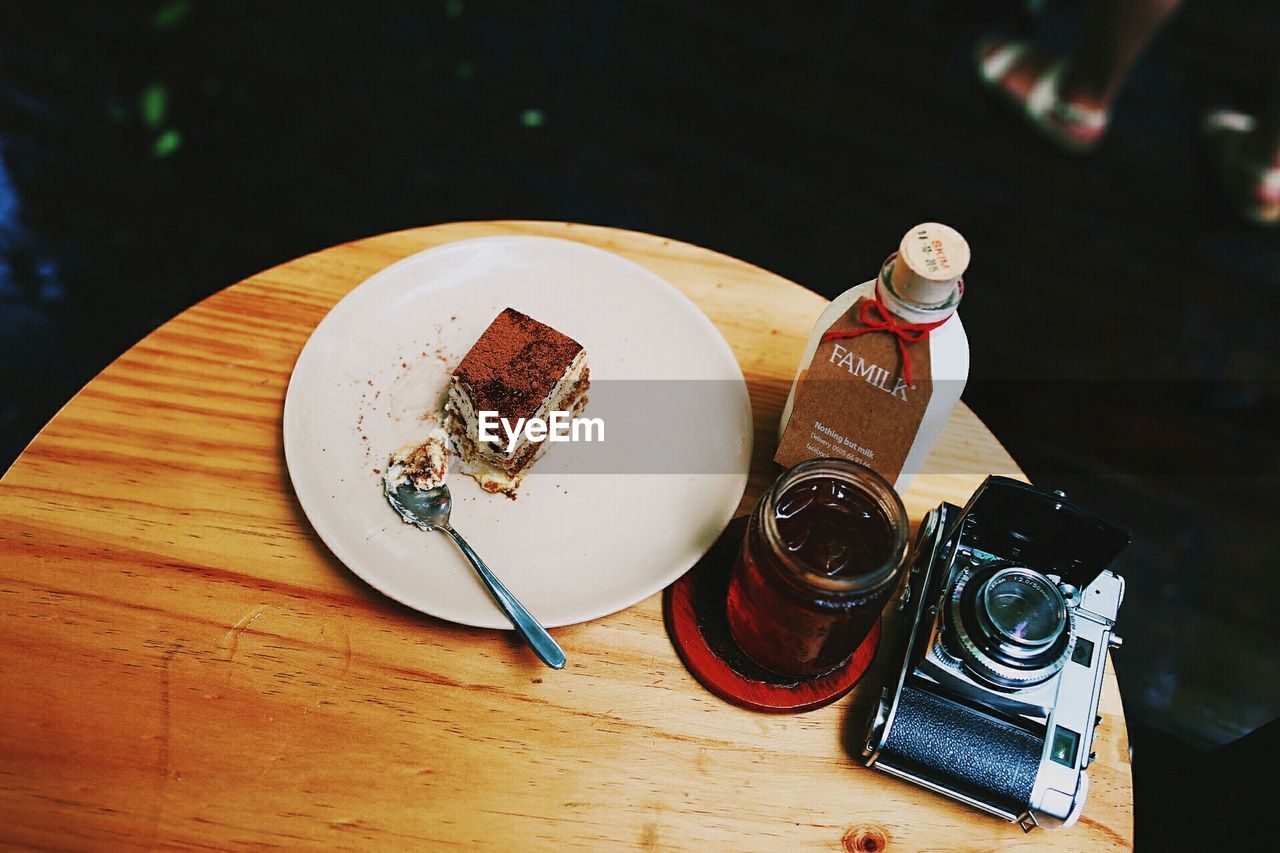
[445,308,589,494]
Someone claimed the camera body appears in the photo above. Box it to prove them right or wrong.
[863,477,1128,831]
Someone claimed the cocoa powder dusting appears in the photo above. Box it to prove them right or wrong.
[453,308,583,417]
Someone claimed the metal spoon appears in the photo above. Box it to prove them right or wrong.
[384,481,566,669]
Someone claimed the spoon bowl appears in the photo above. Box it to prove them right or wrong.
[385,481,453,530]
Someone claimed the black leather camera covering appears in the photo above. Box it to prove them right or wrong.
[877,682,1042,817]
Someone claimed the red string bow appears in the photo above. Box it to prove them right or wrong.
[819,265,956,388]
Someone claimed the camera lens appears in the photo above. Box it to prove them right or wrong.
[946,565,1073,687]
[982,572,1065,648]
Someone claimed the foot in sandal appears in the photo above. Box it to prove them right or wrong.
[975,38,1110,154]
[1203,109,1280,227]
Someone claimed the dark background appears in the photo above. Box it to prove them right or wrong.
[2,0,1277,846]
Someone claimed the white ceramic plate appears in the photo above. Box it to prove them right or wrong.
[284,235,752,628]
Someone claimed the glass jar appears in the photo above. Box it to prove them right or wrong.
[725,458,909,677]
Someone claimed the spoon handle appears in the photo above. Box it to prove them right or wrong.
[442,526,567,670]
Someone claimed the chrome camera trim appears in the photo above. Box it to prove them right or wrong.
[863,478,1127,832]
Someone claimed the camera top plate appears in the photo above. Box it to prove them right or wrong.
[957,477,1129,588]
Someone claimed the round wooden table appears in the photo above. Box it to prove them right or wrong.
[0,222,1133,850]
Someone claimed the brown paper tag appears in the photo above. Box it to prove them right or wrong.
[775,297,933,484]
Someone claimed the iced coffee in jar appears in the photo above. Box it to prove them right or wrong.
[725,458,909,677]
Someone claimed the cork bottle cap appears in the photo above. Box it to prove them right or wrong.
[890,222,970,308]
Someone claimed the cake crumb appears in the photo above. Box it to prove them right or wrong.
[384,427,451,492]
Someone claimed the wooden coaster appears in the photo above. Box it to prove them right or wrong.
[663,516,880,713]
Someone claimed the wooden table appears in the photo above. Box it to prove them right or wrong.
[0,222,1133,850]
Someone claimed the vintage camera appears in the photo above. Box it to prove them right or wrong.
[862,476,1129,831]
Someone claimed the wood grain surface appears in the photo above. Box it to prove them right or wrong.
[0,221,1132,850]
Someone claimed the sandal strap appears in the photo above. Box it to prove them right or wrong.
[978,41,1030,85]
[1027,60,1108,131]
[1204,108,1256,135]
[1205,109,1280,189]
